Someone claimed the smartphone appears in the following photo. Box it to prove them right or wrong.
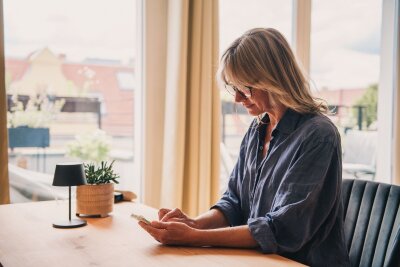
[131,213,151,225]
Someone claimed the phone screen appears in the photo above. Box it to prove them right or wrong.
[131,213,151,225]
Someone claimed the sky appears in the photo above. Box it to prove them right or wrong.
[5,0,381,90]
[219,0,382,89]
[4,0,137,63]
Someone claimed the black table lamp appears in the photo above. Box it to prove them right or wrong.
[52,162,87,229]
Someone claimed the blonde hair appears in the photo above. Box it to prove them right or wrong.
[218,28,328,114]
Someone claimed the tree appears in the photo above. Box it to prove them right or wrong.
[354,84,378,128]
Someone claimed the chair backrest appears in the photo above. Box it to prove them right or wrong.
[343,130,377,166]
[342,179,400,267]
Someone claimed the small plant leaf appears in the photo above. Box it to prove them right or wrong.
[83,160,120,185]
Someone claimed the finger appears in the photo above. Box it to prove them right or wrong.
[138,221,163,241]
[151,220,169,229]
[140,221,169,234]
[161,208,182,222]
[138,221,151,231]
[158,208,171,220]
[168,217,185,223]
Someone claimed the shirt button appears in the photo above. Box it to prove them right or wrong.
[259,146,263,150]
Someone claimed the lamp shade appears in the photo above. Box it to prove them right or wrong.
[53,162,87,186]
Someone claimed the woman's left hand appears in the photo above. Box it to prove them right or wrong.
[138,220,199,245]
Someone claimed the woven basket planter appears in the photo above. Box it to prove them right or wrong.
[76,183,114,217]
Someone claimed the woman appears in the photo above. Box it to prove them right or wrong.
[139,28,350,267]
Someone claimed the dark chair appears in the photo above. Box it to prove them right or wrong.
[342,179,400,267]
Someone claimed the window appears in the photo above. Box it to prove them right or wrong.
[310,0,382,181]
[117,71,135,90]
[218,0,293,192]
[5,0,139,203]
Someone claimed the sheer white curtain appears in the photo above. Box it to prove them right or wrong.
[378,0,400,184]
[140,0,168,211]
[392,0,400,185]
[142,0,220,216]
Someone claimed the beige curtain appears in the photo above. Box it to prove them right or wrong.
[141,0,169,210]
[0,0,10,204]
[158,0,220,217]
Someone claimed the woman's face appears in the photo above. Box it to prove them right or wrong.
[234,86,275,116]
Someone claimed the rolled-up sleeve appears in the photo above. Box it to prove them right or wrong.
[248,140,341,253]
[211,125,253,226]
[212,152,246,225]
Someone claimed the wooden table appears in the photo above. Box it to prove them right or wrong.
[0,201,306,267]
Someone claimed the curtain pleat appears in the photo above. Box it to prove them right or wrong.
[160,0,220,216]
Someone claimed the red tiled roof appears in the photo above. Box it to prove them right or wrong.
[6,58,29,81]
[62,62,134,136]
[313,88,366,107]
[6,56,134,136]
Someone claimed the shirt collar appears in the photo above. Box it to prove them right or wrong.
[275,108,304,135]
[260,108,303,136]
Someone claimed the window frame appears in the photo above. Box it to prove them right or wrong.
[293,0,399,184]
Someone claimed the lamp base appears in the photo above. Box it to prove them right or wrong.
[53,219,87,229]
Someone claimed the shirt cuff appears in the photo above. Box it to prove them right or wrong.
[210,201,243,227]
[247,216,278,253]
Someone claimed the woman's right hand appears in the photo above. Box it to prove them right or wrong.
[158,208,200,229]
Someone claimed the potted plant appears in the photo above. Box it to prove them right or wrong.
[76,161,119,217]
[7,93,65,149]
[66,129,111,163]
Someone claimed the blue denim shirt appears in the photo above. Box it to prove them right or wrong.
[212,109,350,267]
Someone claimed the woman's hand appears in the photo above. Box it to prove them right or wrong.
[139,221,258,249]
[139,221,199,246]
[158,208,200,229]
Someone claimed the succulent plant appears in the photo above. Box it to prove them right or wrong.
[83,161,119,185]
